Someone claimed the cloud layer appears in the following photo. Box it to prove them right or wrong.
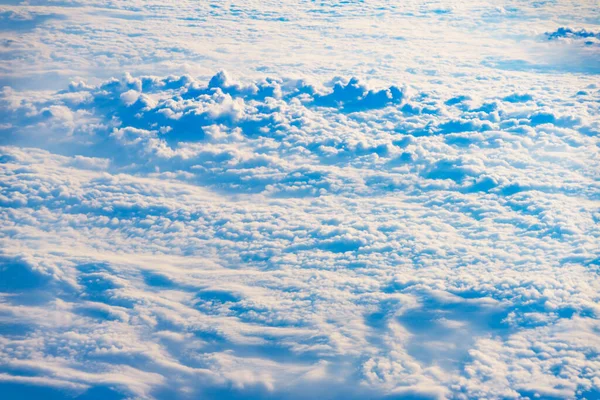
[1,68,599,399]
[1,1,599,399]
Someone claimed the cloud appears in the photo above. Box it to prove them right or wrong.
[1,110,598,397]
[1,1,599,399]
[312,77,405,112]
[545,27,600,44]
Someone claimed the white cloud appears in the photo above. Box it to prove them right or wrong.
[1,1,599,399]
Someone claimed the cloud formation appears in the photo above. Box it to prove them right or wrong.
[1,1,599,399]
[1,67,599,399]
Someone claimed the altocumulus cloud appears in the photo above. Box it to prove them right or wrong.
[1,1,600,400]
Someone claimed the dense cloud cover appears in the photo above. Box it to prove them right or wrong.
[1,1,599,399]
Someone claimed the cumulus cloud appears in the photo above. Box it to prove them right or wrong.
[1,1,600,399]
[0,67,598,399]
[546,27,600,44]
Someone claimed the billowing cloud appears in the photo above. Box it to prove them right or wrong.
[1,1,599,399]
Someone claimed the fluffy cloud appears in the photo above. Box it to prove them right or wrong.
[1,1,599,399]
[546,27,600,44]
[1,68,598,399]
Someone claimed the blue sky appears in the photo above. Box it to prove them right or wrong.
[0,1,599,399]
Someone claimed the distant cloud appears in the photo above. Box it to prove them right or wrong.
[546,27,600,43]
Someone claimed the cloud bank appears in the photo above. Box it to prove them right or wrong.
[1,1,599,399]
[1,69,599,399]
